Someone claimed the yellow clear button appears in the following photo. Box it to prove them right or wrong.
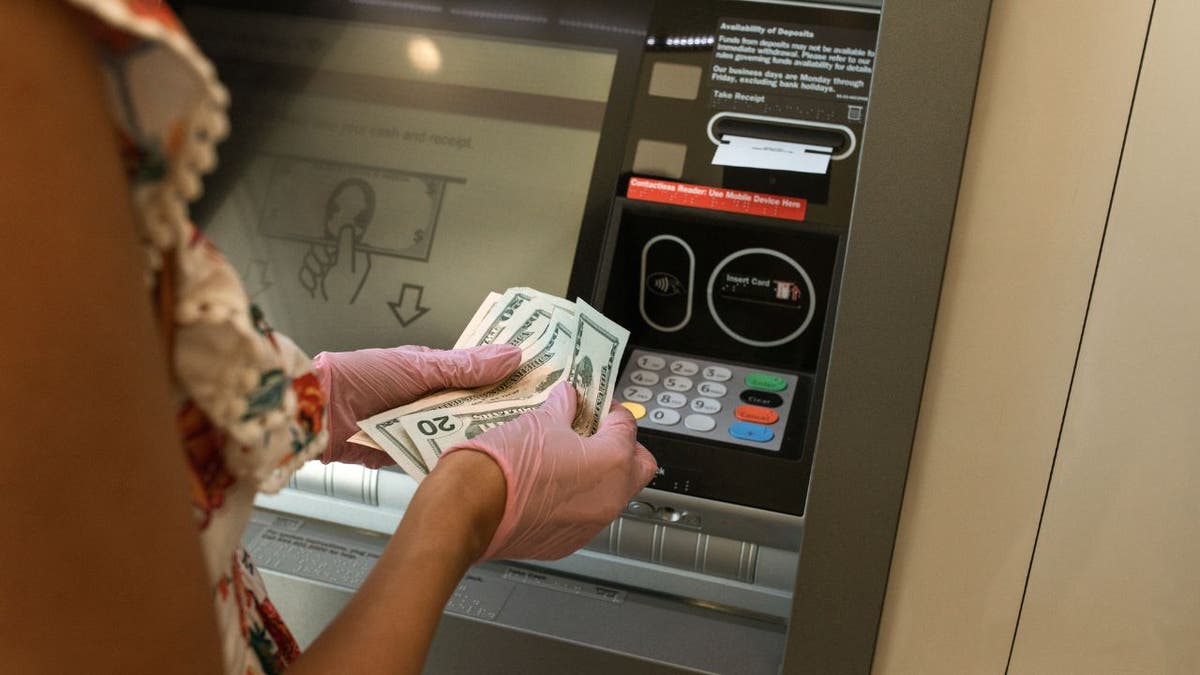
[620,401,647,419]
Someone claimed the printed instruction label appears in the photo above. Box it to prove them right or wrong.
[710,17,876,123]
[503,568,627,604]
[627,177,807,222]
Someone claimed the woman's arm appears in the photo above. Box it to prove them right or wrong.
[287,451,506,674]
[0,2,222,671]
[289,380,653,674]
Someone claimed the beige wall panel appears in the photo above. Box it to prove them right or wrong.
[872,1,1152,673]
[1008,1,1200,672]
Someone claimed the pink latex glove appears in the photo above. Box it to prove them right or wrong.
[444,381,659,561]
[313,344,522,468]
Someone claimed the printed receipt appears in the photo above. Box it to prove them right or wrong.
[712,134,832,174]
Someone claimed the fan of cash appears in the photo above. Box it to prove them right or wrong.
[349,287,630,480]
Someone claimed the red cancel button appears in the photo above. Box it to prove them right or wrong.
[734,405,780,425]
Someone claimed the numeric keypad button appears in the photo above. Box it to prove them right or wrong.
[620,402,646,419]
[636,354,666,371]
[684,414,717,432]
[669,360,699,376]
[745,373,788,392]
[648,408,681,426]
[663,376,694,392]
[702,366,732,382]
[656,392,687,409]
[740,390,783,408]
[696,381,727,398]
[729,421,774,443]
[690,397,721,414]
[622,386,652,403]
[735,405,779,425]
[630,370,660,386]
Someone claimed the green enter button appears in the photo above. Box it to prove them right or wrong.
[745,373,787,392]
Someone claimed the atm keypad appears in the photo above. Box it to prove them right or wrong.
[630,370,660,386]
[636,354,666,371]
[729,422,775,443]
[701,366,732,382]
[662,376,693,392]
[649,408,681,425]
[617,348,799,452]
[744,373,788,392]
[669,360,699,376]
[656,392,687,408]
[740,390,783,408]
[734,405,778,425]
[623,386,653,403]
[620,402,647,419]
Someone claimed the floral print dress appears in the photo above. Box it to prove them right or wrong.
[65,1,327,672]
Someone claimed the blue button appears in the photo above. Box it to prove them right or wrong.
[728,422,775,443]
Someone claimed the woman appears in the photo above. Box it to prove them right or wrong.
[0,2,656,672]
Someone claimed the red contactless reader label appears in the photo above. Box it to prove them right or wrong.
[627,177,807,222]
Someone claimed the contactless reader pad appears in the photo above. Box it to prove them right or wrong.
[640,236,695,332]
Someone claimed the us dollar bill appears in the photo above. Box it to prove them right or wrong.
[504,304,579,350]
[455,288,576,350]
[511,288,578,316]
[423,318,572,412]
[351,288,627,480]
[485,289,576,349]
[504,306,551,348]
[465,288,535,347]
[452,291,502,349]
[358,317,573,442]
[568,299,630,436]
[356,417,428,478]
[401,399,544,470]
[492,301,543,348]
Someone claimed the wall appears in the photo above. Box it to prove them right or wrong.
[872,0,1157,672]
[1006,0,1200,671]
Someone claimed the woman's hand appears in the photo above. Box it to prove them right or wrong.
[443,381,659,561]
[295,377,654,674]
[313,343,522,466]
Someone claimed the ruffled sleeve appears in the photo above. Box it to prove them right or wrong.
[66,0,328,494]
[67,0,228,261]
[63,5,324,669]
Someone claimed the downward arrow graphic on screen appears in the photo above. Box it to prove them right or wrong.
[389,283,430,327]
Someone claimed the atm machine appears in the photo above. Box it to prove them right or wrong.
[183,0,989,672]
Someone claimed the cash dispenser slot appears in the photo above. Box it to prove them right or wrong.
[707,112,857,160]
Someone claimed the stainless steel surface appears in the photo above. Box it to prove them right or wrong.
[271,459,805,550]
[249,509,787,674]
[634,487,806,550]
[257,483,800,619]
[781,0,993,672]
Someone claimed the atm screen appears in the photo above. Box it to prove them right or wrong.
[188,7,619,354]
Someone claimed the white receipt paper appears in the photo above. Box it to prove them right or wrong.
[712,135,832,175]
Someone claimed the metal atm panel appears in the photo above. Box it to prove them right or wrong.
[182,0,991,672]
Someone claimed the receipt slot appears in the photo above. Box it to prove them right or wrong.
[185,0,990,673]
